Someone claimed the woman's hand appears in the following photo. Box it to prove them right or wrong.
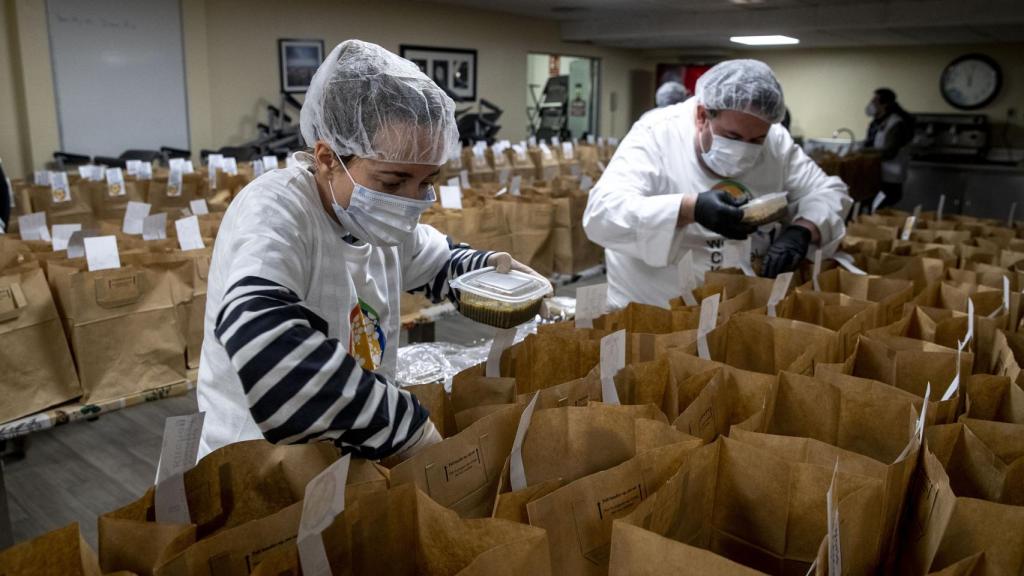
[487,252,554,295]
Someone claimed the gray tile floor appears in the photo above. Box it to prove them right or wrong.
[2,273,601,550]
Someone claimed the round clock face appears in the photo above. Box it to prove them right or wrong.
[941,54,1001,110]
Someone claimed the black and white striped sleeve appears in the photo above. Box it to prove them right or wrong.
[405,234,495,305]
[213,275,429,460]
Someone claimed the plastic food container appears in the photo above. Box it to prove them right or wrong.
[742,192,789,225]
[450,267,550,328]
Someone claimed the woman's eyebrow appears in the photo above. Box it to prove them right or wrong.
[377,170,413,178]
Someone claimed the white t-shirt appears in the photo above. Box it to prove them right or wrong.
[583,98,851,309]
[197,165,467,457]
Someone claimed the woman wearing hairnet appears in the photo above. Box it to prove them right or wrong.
[584,60,851,309]
[196,40,548,460]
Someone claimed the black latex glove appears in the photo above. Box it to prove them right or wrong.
[762,225,812,278]
[693,189,758,240]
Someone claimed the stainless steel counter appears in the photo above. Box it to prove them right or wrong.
[899,160,1024,219]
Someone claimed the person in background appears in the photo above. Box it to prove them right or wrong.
[655,81,690,108]
[584,59,850,309]
[196,40,548,460]
[864,88,915,207]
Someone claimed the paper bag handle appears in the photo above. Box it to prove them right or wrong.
[95,270,145,308]
[0,283,28,323]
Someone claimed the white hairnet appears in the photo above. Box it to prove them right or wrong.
[695,59,785,124]
[655,81,689,107]
[300,39,459,165]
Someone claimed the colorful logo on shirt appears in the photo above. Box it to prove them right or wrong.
[349,298,385,372]
[711,179,752,203]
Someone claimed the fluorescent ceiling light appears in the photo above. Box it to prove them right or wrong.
[730,35,800,46]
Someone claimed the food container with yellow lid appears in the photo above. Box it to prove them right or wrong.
[451,267,551,328]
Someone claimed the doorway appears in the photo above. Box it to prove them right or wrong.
[526,53,600,141]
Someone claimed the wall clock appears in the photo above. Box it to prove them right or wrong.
[940,53,1002,110]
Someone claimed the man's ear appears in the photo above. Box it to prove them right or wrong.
[313,141,336,174]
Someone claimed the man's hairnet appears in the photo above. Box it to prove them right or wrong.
[695,59,785,124]
[300,39,459,165]
[655,81,690,107]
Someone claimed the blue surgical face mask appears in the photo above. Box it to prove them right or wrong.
[327,152,436,247]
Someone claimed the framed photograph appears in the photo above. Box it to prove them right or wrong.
[400,45,477,102]
[279,39,324,93]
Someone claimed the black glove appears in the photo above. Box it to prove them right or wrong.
[762,225,812,278]
[693,189,758,240]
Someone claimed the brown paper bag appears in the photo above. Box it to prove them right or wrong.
[99,440,339,575]
[27,182,97,228]
[964,373,1024,424]
[0,267,81,423]
[926,419,1024,505]
[388,403,525,518]
[185,251,210,369]
[0,523,102,576]
[609,436,885,575]
[761,289,878,360]
[55,261,191,402]
[865,254,946,295]
[151,458,387,576]
[800,267,914,326]
[252,483,552,576]
[404,381,457,439]
[527,440,701,575]
[733,370,924,567]
[898,435,1024,575]
[148,173,204,213]
[671,366,775,443]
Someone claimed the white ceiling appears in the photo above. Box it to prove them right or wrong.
[423,0,1024,50]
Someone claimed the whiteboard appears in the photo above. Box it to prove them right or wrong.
[47,0,189,157]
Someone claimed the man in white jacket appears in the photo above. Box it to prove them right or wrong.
[584,60,850,309]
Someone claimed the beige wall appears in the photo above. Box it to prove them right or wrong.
[195,0,649,150]
[0,0,651,179]
[745,43,1024,144]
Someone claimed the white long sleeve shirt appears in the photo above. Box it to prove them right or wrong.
[197,165,493,458]
[584,98,850,309]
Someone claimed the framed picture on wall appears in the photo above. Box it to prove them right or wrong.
[279,39,325,93]
[400,45,477,102]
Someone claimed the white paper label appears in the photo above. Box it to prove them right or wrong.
[936,194,946,221]
[154,413,205,524]
[833,252,867,275]
[575,283,608,329]
[509,393,540,492]
[528,136,537,147]
[84,236,121,271]
[1000,276,1011,316]
[297,454,351,576]
[600,330,626,405]
[207,153,224,171]
[498,167,511,185]
[587,134,596,145]
[912,204,922,220]
[678,251,698,306]
[580,174,594,193]
[66,231,92,259]
[439,185,463,210]
[167,169,183,197]
[189,199,209,216]
[871,191,886,214]
[446,176,460,189]
[125,159,142,176]
[51,224,81,251]
[18,212,49,242]
[486,327,516,378]
[176,215,205,251]
[561,141,574,160]
[551,136,561,147]
[105,168,126,197]
[34,170,50,186]
[697,293,721,360]
[143,213,168,240]
[459,169,470,189]
[767,272,793,317]
[138,162,153,180]
[223,157,238,175]
[49,172,71,203]
[1009,202,1018,228]
[812,249,823,292]
[827,462,842,576]
[183,160,195,174]
[122,201,151,235]
[252,159,265,178]
[850,201,860,222]
[900,216,915,241]
[262,155,278,171]
[959,299,974,351]
[510,175,522,197]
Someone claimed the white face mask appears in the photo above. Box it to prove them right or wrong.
[699,122,764,178]
[327,153,435,247]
